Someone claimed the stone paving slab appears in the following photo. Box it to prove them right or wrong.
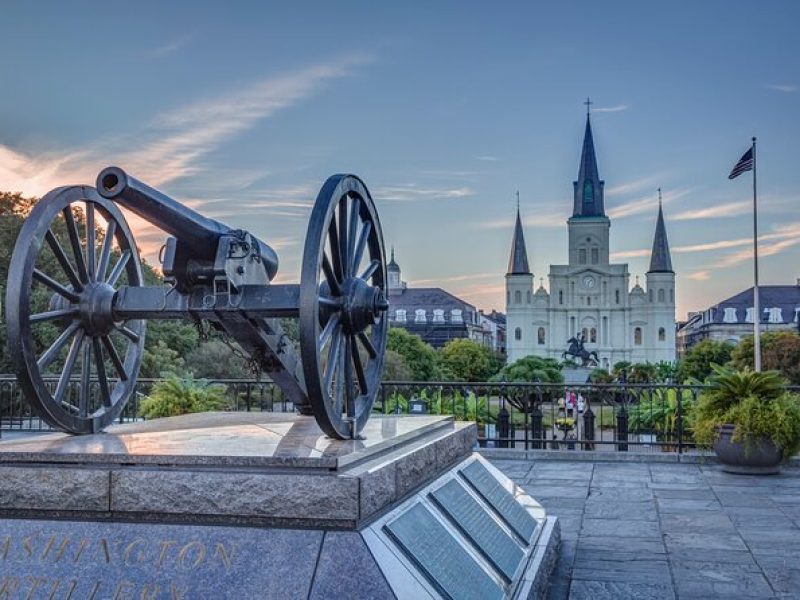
[489,457,800,600]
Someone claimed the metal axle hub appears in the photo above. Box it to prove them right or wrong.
[340,277,388,334]
[78,282,117,336]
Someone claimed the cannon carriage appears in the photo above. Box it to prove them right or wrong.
[5,168,389,439]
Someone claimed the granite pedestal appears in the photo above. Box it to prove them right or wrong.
[0,413,558,599]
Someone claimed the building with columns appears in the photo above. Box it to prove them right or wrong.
[505,112,676,368]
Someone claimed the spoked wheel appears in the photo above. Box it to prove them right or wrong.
[5,186,145,433]
[300,175,389,439]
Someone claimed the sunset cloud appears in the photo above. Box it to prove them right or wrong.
[671,200,751,221]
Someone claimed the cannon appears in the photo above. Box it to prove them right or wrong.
[5,168,389,439]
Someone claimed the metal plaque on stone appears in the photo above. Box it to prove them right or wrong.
[384,502,504,600]
[430,479,524,581]
[460,461,537,543]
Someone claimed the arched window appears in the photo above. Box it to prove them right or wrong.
[514,290,521,304]
[670,288,674,303]
[515,327,522,341]
[559,290,563,305]
[658,289,665,302]
[451,309,463,323]
[579,248,587,264]
[649,289,653,302]
[506,291,510,304]
[590,328,597,343]
[615,289,620,304]
[587,296,591,306]
[658,327,666,341]
[537,327,545,345]
[526,290,531,304]
[570,316,576,336]
[591,248,599,264]
[634,327,642,345]
[581,327,588,340]
[415,309,426,323]
[432,309,445,323]
[395,309,406,323]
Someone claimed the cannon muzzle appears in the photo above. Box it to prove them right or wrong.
[97,166,278,280]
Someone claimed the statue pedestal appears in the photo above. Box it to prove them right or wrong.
[0,413,559,599]
[561,367,594,385]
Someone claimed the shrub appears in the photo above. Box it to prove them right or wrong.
[139,376,229,419]
[691,365,800,459]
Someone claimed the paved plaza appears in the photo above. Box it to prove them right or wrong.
[490,458,800,600]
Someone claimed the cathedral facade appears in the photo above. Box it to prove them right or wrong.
[505,113,676,367]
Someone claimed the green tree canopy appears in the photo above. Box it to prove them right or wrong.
[386,327,439,381]
[676,339,734,383]
[438,338,496,382]
[492,355,563,384]
[730,331,800,385]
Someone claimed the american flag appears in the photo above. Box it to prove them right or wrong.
[729,147,754,179]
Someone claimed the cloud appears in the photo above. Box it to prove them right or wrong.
[593,104,628,113]
[476,156,498,161]
[148,32,199,58]
[687,270,711,281]
[671,200,751,221]
[766,84,797,93]
[607,187,692,219]
[0,55,371,197]
[373,184,473,202]
[475,211,564,231]
[604,175,663,197]
[610,248,650,260]
[409,272,496,286]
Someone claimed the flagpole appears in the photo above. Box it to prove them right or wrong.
[752,136,761,372]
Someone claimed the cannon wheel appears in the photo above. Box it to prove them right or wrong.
[5,186,145,433]
[300,175,388,439]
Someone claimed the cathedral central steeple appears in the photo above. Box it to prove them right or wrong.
[573,104,606,217]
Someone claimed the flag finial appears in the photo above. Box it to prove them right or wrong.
[658,187,662,207]
[516,190,520,211]
[584,97,593,116]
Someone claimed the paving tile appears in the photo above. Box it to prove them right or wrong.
[577,536,666,555]
[649,486,717,500]
[586,486,654,502]
[536,496,587,512]
[524,484,590,499]
[725,506,797,529]
[571,560,671,584]
[659,511,737,533]
[755,554,800,595]
[673,574,774,599]
[583,500,658,521]
[580,517,661,539]
[656,497,723,513]
[568,580,675,600]
[663,531,748,551]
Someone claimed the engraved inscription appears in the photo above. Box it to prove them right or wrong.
[430,479,524,581]
[460,461,538,543]
[384,502,504,600]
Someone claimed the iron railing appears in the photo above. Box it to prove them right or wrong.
[2,376,796,454]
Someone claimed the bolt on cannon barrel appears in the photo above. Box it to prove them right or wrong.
[96,166,279,280]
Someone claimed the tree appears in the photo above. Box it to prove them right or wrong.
[438,339,494,382]
[492,355,563,384]
[139,376,229,419]
[382,349,413,381]
[386,327,439,381]
[676,339,734,383]
[730,331,800,385]
[184,339,251,380]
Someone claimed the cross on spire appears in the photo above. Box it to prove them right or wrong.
[657,187,662,207]
[516,190,520,211]
[584,97,593,116]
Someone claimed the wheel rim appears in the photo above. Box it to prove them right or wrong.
[5,186,145,433]
[300,175,388,439]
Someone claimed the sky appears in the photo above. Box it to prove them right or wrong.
[1,1,799,320]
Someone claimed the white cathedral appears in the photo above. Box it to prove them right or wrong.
[505,112,676,368]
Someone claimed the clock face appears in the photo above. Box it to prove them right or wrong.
[582,275,596,289]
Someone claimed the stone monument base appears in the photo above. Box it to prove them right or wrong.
[0,413,559,599]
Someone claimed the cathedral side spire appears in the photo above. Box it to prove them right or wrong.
[572,102,606,217]
[648,188,673,273]
[507,205,531,275]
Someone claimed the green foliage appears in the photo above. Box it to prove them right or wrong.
[691,365,800,458]
[184,339,250,379]
[139,376,229,419]
[381,349,413,381]
[386,328,439,381]
[628,388,696,440]
[589,368,613,384]
[730,331,800,385]
[438,338,495,382]
[492,355,563,384]
[612,361,632,378]
[676,339,734,383]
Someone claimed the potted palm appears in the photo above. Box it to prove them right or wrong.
[692,366,800,474]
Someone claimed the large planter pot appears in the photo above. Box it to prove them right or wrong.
[713,424,783,475]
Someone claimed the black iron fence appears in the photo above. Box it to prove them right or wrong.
[2,376,794,454]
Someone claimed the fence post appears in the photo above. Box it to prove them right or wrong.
[676,385,683,454]
[531,404,543,450]
[497,405,510,449]
[583,407,595,451]
[617,406,629,451]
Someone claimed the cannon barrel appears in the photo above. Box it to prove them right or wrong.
[96,166,278,279]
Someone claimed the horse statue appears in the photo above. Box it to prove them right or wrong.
[561,334,599,367]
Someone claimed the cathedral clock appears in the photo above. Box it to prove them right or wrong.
[582,275,596,289]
